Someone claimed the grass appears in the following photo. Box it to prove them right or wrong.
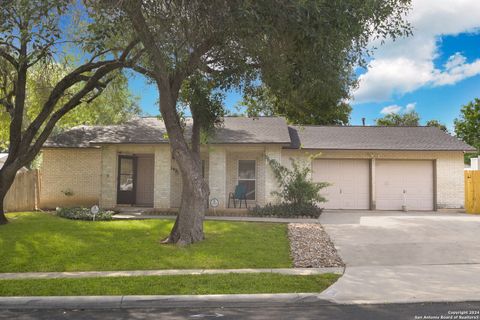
[0,274,340,296]
[0,212,292,272]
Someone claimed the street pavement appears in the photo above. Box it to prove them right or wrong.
[1,301,480,319]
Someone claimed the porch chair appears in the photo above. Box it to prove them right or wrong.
[228,184,248,208]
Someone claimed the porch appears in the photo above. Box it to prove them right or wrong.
[99,144,283,210]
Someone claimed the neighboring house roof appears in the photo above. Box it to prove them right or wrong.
[288,125,476,151]
[44,117,291,147]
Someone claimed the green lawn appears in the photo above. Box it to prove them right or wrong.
[0,212,292,272]
[0,274,340,296]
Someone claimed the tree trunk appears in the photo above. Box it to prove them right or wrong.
[163,167,209,245]
[157,85,209,245]
[0,195,7,225]
[0,167,17,225]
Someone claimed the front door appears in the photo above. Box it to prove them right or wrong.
[117,155,136,205]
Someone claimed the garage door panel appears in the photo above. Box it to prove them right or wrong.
[376,160,433,211]
[313,159,370,210]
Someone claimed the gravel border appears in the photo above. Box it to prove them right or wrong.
[288,223,344,268]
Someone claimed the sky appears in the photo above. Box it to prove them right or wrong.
[128,0,480,130]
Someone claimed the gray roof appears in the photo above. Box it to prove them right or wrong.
[44,117,476,152]
[44,117,291,147]
[288,126,476,151]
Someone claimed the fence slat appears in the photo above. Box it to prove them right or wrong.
[4,169,38,212]
[465,171,480,214]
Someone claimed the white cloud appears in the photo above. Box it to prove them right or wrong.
[353,0,480,104]
[380,105,402,114]
[405,102,416,112]
[380,102,416,115]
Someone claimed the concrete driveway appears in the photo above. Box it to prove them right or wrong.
[318,211,480,303]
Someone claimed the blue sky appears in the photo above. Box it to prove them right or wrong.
[129,1,480,130]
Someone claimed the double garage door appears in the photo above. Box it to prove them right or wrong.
[312,159,434,211]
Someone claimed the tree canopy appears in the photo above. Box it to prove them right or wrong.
[87,0,412,244]
[426,119,448,133]
[0,59,140,151]
[455,98,480,162]
[237,85,352,125]
[375,110,420,126]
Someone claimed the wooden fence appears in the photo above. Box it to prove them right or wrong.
[465,170,480,214]
[4,169,39,212]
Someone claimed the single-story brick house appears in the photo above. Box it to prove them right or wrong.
[40,116,475,211]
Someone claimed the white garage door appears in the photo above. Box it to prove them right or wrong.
[376,160,434,211]
[312,159,370,209]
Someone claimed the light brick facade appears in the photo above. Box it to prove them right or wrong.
[39,145,466,210]
[39,148,101,208]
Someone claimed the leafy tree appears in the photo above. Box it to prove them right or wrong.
[267,157,329,206]
[375,111,420,126]
[238,85,352,125]
[94,0,411,244]
[0,60,140,151]
[426,119,448,133]
[0,1,141,224]
[454,99,480,163]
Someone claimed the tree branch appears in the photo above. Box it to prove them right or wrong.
[0,48,18,69]
[20,40,140,153]
[121,0,170,85]
[171,39,214,94]
[24,60,126,162]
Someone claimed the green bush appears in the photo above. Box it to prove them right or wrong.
[248,203,322,218]
[266,156,329,205]
[56,207,113,221]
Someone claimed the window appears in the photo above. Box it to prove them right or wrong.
[119,157,134,191]
[238,160,256,200]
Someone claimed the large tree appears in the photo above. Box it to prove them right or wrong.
[0,0,141,224]
[455,98,480,163]
[0,59,140,151]
[96,0,411,244]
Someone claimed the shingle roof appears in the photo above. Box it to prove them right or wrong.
[44,117,291,147]
[44,117,476,152]
[288,125,476,151]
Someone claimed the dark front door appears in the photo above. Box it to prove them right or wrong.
[117,155,137,205]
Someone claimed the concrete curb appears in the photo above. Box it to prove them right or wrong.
[0,267,344,280]
[0,293,331,310]
[113,214,321,224]
[2,294,480,310]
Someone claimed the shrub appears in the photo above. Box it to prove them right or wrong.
[248,203,322,218]
[266,156,329,205]
[56,207,114,221]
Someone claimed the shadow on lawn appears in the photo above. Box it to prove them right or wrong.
[0,212,292,272]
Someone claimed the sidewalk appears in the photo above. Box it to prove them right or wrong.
[113,214,321,223]
[0,267,343,280]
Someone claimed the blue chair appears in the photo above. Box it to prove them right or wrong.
[228,184,248,208]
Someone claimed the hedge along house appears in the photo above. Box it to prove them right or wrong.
[40,117,475,212]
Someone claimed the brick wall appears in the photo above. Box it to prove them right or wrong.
[39,148,101,208]
[40,146,465,210]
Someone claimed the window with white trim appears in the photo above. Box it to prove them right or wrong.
[238,160,256,200]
